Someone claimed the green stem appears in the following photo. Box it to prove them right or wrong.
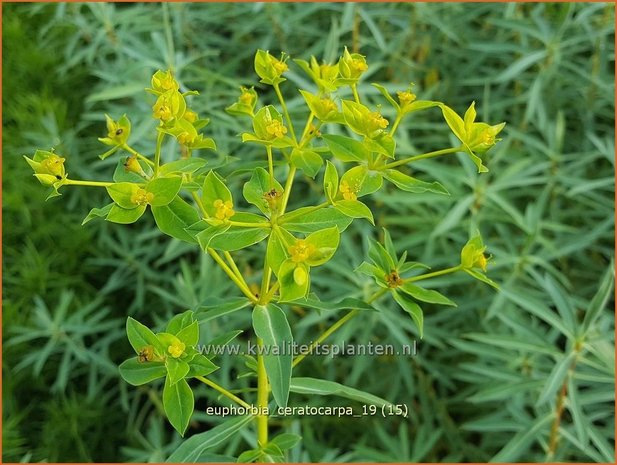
[224,251,249,290]
[256,337,269,447]
[351,83,361,103]
[292,287,388,367]
[227,220,271,229]
[122,144,155,166]
[154,131,165,176]
[404,265,462,283]
[278,201,329,224]
[190,191,257,303]
[381,146,463,170]
[209,248,258,303]
[266,145,275,190]
[299,112,315,144]
[196,376,252,410]
[64,179,114,188]
[280,165,297,213]
[274,83,297,143]
[389,113,403,136]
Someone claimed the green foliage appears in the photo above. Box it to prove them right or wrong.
[4,2,614,463]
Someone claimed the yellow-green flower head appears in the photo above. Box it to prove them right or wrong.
[40,154,66,178]
[463,102,505,154]
[254,50,289,85]
[239,87,257,107]
[461,234,490,272]
[397,89,417,107]
[266,119,288,139]
[339,180,358,201]
[131,188,154,206]
[99,114,131,147]
[318,62,339,81]
[183,109,198,123]
[151,69,179,94]
[167,340,185,358]
[177,131,196,146]
[367,111,389,132]
[213,199,235,220]
[24,150,67,186]
[339,47,369,80]
[123,156,143,175]
[288,239,315,264]
[152,90,186,123]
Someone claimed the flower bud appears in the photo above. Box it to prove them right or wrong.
[339,47,368,80]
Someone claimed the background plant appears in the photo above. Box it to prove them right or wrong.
[3,2,614,463]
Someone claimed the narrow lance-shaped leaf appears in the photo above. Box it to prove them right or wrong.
[252,304,293,408]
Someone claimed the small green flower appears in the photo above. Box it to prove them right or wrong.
[98,114,131,147]
[338,47,368,81]
[23,150,67,186]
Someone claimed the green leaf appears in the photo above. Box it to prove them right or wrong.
[464,269,500,290]
[490,415,553,462]
[119,358,167,386]
[196,298,252,323]
[270,433,301,451]
[278,260,310,302]
[290,377,392,407]
[293,295,377,312]
[536,352,576,406]
[166,357,190,385]
[126,317,164,355]
[364,133,396,159]
[163,377,194,436]
[106,204,147,224]
[340,165,383,197]
[201,330,243,361]
[280,207,352,234]
[106,182,140,209]
[252,304,293,408]
[167,415,253,462]
[440,104,466,142]
[82,203,113,225]
[237,449,262,463]
[368,238,396,272]
[202,171,233,217]
[166,310,195,335]
[290,147,323,178]
[268,227,295,275]
[195,223,231,251]
[152,196,200,243]
[383,169,449,195]
[243,167,284,216]
[392,291,424,338]
[399,282,457,306]
[208,226,270,252]
[304,226,340,266]
[177,320,199,346]
[335,199,374,224]
[323,160,339,203]
[321,134,369,162]
[186,354,219,378]
[147,176,183,207]
[159,158,208,176]
[371,83,399,110]
[582,261,614,334]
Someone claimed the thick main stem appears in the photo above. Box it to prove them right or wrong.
[256,337,269,446]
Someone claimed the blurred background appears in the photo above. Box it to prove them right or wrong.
[3,2,615,462]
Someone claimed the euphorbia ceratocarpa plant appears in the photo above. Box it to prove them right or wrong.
[25,47,503,462]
